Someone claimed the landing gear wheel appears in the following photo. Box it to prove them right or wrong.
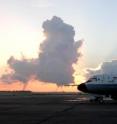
[90,96,104,103]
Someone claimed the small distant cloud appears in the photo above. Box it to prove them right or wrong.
[87,60,117,77]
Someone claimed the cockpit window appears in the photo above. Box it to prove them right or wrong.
[86,77,97,83]
[86,80,91,83]
[91,77,97,81]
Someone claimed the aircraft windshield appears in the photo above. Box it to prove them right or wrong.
[86,80,92,83]
[86,77,97,83]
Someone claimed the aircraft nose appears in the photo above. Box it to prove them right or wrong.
[78,83,88,92]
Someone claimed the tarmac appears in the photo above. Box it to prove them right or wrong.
[0,92,117,124]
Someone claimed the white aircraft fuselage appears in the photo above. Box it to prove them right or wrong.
[78,74,117,100]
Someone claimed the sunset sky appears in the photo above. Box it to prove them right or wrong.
[0,0,117,92]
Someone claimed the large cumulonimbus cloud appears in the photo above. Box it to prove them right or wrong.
[1,16,83,85]
[87,60,117,78]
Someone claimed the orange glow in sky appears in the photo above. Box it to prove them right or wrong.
[0,80,77,92]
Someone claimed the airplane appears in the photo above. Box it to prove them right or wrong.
[78,74,117,102]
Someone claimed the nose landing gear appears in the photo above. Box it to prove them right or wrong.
[90,96,104,103]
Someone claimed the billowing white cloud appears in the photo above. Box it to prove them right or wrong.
[1,56,38,83]
[87,60,117,77]
[1,16,83,85]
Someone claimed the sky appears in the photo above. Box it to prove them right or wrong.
[0,0,117,91]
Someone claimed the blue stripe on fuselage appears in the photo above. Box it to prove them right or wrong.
[86,83,117,94]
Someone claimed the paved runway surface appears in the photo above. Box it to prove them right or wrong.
[0,92,117,124]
